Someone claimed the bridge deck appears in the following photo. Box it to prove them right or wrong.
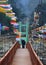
[11,48,32,65]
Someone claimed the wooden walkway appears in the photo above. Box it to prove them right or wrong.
[11,48,32,65]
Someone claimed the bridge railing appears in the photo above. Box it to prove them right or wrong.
[26,43,43,65]
[0,42,20,65]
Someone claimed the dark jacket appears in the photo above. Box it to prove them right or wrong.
[21,40,25,45]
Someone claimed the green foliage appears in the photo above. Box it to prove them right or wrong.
[0,12,13,34]
[0,1,8,4]
[0,12,11,26]
[35,4,46,26]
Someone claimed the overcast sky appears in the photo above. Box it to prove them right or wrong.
[15,0,39,16]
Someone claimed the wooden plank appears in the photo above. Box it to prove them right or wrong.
[12,49,32,65]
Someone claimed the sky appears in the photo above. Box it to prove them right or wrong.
[15,0,39,16]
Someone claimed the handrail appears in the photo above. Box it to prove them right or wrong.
[0,42,20,65]
[26,43,43,65]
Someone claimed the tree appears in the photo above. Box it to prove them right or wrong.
[0,12,13,34]
[0,12,11,26]
[35,4,46,26]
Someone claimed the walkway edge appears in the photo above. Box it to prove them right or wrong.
[26,42,43,65]
[0,42,20,65]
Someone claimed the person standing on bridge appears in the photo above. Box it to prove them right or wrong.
[21,40,26,48]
